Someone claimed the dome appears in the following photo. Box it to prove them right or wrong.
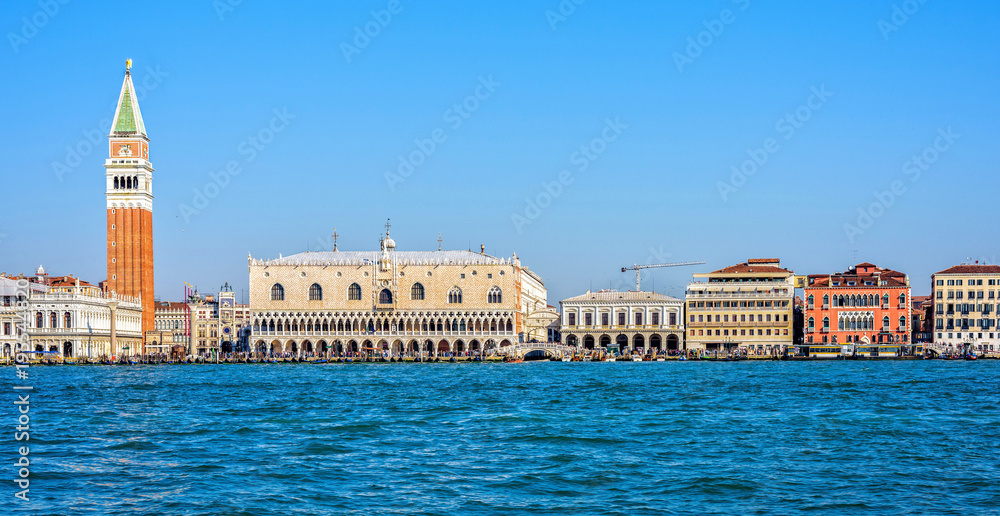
[384,236,396,250]
[36,265,46,275]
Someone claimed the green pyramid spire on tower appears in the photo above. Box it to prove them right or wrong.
[110,60,147,137]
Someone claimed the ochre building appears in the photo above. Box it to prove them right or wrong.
[685,259,797,354]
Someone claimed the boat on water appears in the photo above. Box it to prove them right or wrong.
[656,358,665,362]
[606,356,617,362]
[631,356,642,362]
[561,357,571,362]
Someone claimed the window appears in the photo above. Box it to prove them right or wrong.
[348,283,362,301]
[568,313,576,326]
[270,284,284,301]
[937,279,944,286]
[807,295,814,309]
[899,316,906,330]
[635,313,643,325]
[585,313,592,326]
[487,286,502,303]
[669,313,676,325]
[379,289,393,304]
[822,294,829,307]
[822,317,829,331]
[882,315,890,329]
[64,312,71,328]
[448,287,462,304]
[652,312,660,325]
[411,283,425,300]
[601,313,609,326]
[618,313,625,325]
[308,283,322,301]
[882,294,889,306]
[50,312,57,328]
[807,317,814,331]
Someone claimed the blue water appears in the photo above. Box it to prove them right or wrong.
[5,362,999,515]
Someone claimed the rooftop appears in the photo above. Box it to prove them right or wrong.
[934,264,1000,275]
[562,290,681,303]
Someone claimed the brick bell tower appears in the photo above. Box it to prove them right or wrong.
[105,59,154,351]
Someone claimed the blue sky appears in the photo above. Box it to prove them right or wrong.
[1,0,998,303]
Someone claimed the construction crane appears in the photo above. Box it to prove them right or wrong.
[622,261,706,291]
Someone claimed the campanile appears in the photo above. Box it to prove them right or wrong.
[105,59,154,349]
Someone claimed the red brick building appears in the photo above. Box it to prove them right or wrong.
[803,262,911,348]
[105,61,155,350]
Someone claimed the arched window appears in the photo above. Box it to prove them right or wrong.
[898,293,906,306]
[411,283,425,300]
[270,283,284,301]
[882,315,890,329]
[807,317,814,331]
[308,283,322,301]
[487,286,502,304]
[134,176,139,189]
[379,289,393,304]
[348,283,362,301]
[50,313,57,328]
[882,294,889,306]
[114,177,119,189]
[822,294,829,307]
[807,295,814,309]
[448,287,462,304]
[35,312,43,328]
[822,317,829,330]
[64,312,71,329]
[899,315,906,329]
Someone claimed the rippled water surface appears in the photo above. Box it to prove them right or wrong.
[6,362,1000,515]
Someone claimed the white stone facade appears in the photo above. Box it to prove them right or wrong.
[1,275,142,358]
[559,290,685,352]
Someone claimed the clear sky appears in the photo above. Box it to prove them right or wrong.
[2,1,998,303]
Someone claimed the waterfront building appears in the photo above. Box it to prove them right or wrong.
[189,286,252,355]
[1,267,142,358]
[559,290,684,353]
[150,285,251,356]
[803,262,913,357]
[105,60,155,349]
[931,264,1000,353]
[685,259,797,354]
[248,226,546,356]
[911,295,934,344]
[150,301,189,355]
